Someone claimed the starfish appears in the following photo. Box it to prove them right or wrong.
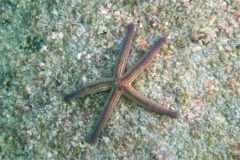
[64,23,178,144]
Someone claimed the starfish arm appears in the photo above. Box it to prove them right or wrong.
[123,85,178,118]
[123,37,167,83]
[64,79,114,101]
[89,87,122,144]
[115,23,135,78]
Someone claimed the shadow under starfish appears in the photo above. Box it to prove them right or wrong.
[64,23,178,144]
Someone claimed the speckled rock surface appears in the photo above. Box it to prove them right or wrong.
[0,0,239,159]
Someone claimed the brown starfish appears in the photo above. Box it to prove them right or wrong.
[64,23,178,144]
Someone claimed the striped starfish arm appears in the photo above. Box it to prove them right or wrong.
[115,23,135,78]
[123,85,178,118]
[64,79,114,101]
[88,87,122,143]
[123,37,167,84]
